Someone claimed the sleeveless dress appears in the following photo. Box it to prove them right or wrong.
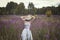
[21,22,33,40]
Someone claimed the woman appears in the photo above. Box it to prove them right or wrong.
[20,15,35,40]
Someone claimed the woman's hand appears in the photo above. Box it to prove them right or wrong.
[20,16,26,21]
[30,16,36,23]
[32,16,35,20]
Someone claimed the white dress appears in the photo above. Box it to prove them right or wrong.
[21,22,33,40]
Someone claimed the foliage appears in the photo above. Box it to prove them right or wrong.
[0,24,18,40]
[14,2,25,15]
[0,1,60,15]
[46,9,52,17]
[28,2,36,15]
[0,15,60,40]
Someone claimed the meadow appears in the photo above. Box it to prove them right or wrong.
[0,15,60,40]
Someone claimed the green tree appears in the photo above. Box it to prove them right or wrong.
[14,2,25,15]
[0,7,7,15]
[46,9,52,17]
[6,1,18,15]
[28,2,36,15]
[57,4,60,15]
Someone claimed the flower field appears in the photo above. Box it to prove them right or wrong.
[0,15,60,40]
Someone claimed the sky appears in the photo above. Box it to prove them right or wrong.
[0,0,60,8]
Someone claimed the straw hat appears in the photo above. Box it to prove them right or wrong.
[25,15,32,21]
[21,15,35,21]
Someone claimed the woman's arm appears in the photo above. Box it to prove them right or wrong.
[20,16,26,21]
[30,16,35,23]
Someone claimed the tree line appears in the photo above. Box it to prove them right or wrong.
[0,1,60,15]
